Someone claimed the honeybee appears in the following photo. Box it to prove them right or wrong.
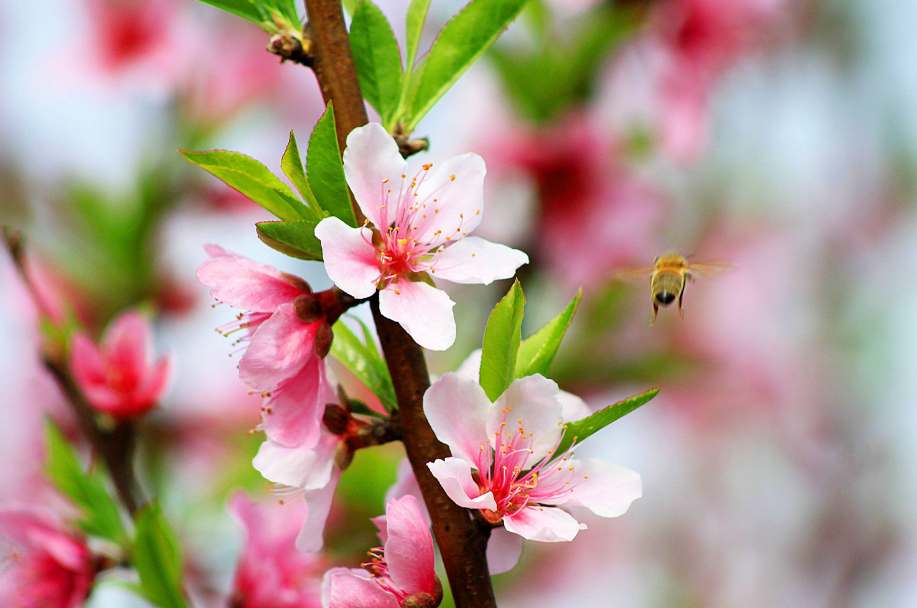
[617,254,732,325]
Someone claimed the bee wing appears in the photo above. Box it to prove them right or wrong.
[612,266,656,282]
[687,262,734,277]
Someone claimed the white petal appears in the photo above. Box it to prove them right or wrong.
[315,217,380,299]
[489,375,565,463]
[423,372,492,464]
[295,469,342,553]
[455,348,482,382]
[413,153,486,244]
[557,390,592,423]
[502,506,586,542]
[562,458,642,517]
[378,281,455,351]
[487,527,524,575]
[430,237,528,285]
[252,432,337,490]
[427,458,498,511]
[343,123,408,229]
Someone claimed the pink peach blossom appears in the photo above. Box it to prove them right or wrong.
[197,245,330,448]
[70,310,173,419]
[0,506,95,608]
[425,373,641,543]
[321,496,439,608]
[315,123,528,350]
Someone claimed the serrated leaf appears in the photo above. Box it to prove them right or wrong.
[281,131,324,220]
[133,503,187,608]
[555,388,659,455]
[515,289,581,378]
[350,0,404,127]
[479,280,525,401]
[256,220,323,260]
[331,319,398,413]
[195,0,264,23]
[406,0,529,130]
[44,422,127,544]
[405,0,432,72]
[307,104,358,227]
[180,149,310,221]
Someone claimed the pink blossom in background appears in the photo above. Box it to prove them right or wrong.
[229,493,323,608]
[0,506,95,608]
[321,496,440,608]
[85,0,184,75]
[197,244,329,448]
[70,310,173,418]
[315,123,529,350]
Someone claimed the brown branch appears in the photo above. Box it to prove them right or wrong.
[301,2,497,605]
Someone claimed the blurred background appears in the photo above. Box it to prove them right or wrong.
[1,0,916,606]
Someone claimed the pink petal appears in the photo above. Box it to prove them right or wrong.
[423,372,491,464]
[413,153,486,245]
[295,469,342,553]
[455,348,482,381]
[103,311,152,380]
[252,431,337,490]
[557,390,591,423]
[487,526,524,575]
[0,507,89,571]
[384,459,427,523]
[314,217,380,299]
[427,458,497,511]
[430,237,528,285]
[323,568,400,608]
[258,356,328,448]
[239,304,317,391]
[378,280,455,351]
[342,123,409,230]
[383,496,435,595]
[130,354,174,415]
[197,244,307,312]
[502,506,585,542]
[489,375,565,462]
[560,458,642,517]
[69,332,107,388]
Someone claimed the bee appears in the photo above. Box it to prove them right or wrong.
[617,253,732,325]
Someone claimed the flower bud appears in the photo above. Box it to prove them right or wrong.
[322,404,350,436]
[402,592,436,608]
[314,321,333,358]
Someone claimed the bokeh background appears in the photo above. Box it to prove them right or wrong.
[2,0,916,606]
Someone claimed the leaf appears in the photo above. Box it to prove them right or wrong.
[515,289,581,378]
[44,422,127,544]
[479,280,525,402]
[133,503,188,608]
[406,0,529,130]
[330,319,398,413]
[555,388,660,455]
[405,0,432,71]
[281,131,324,220]
[194,0,264,23]
[256,220,323,260]
[180,149,310,221]
[350,0,404,126]
[306,104,358,227]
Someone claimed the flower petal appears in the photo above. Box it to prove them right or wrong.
[314,217,380,299]
[197,244,306,311]
[323,568,400,608]
[502,506,585,542]
[414,153,486,244]
[378,281,455,351]
[258,356,328,448]
[0,506,89,571]
[423,372,491,464]
[489,375,565,463]
[104,311,152,380]
[384,459,427,522]
[252,430,337,490]
[384,496,436,596]
[560,458,642,517]
[455,348,482,381]
[295,468,342,553]
[487,526,524,575]
[557,390,591,423]
[430,237,528,285]
[343,123,409,230]
[239,304,317,391]
[131,355,174,415]
[427,458,497,511]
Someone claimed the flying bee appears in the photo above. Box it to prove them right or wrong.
[617,253,732,325]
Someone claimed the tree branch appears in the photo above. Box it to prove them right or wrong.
[302,2,497,605]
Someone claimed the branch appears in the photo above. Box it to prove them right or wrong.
[301,2,497,605]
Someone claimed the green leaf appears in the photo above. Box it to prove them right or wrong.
[479,280,525,401]
[133,503,188,608]
[555,388,659,455]
[306,104,358,227]
[405,0,432,71]
[331,319,398,413]
[180,149,311,221]
[407,0,530,130]
[195,0,264,23]
[342,0,357,16]
[44,422,127,544]
[256,220,323,260]
[350,0,404,127]
[281,131,324,220]
[515,289,581,378]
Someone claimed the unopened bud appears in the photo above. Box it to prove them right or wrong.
[334,441,353,470]
[402,593,436,608]
[293,294,323,323]
[322,404,350,435]
[314,322,333,358]
[267,33,303,57]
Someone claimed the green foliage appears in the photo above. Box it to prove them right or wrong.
[405,0,530,130]
[307,104,358,227]
[256,219,323,260]
[133,503,188,608]
[194,0,300,32]
[405,0,432,73]
[350,1,404,128]
[44,422,128,544]
[330,318,398,413]
[555,388,659,455]
[281,131,323,219]
[479,280,525,402]
[515,289,581,378]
